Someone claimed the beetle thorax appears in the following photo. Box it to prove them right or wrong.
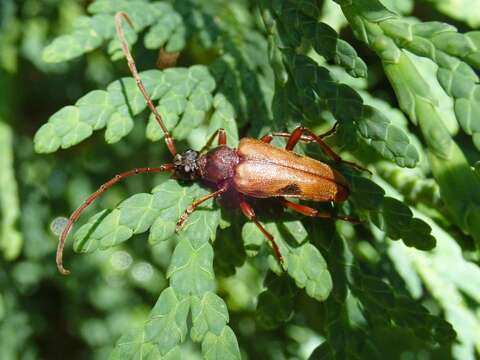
[173,149,200,181]
[197,146,239,184]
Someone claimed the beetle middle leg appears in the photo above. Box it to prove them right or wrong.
[280,198,360,223]
[239,194,284,266]
[176,182,229,231]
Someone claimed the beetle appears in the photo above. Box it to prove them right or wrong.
[56,12,364,275]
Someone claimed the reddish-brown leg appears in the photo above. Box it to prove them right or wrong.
[176,182,230,231]
[115,12,177,156]
[280,198,360,223]
[260,122,338,144]
[287,126,369,173]
[200,128,227,153]
[239,195,284,265]
[57,164,174,275]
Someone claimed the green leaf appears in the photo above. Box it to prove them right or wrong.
[167,238,215,296]
[243,219,333,302]
[73,179,220,253]
[34,66,230,152]
[42,22,103,63]
[107,77,148,116]
[104,112,134,144]
[34,106,92,153]
[282,2,367,78]
[144,287,190,355]
[423,0,480,27]
[201,326,241,360]
[73,209,133,252]
[256,273,296,329]
[349,267,455,345]
[292,55,419,167]
[350,176,435,249]
[109,328,163,360]
[208,94,239,147]
[148,180,218,245]
[357,106,419,168]
[286,243,333,301]
[190,292,229,341]
[77,90,116,130]
[42,1,186,64]
[144,3,186,53]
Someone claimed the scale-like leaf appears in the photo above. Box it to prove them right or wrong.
[280,1,367,78]
[350,176,436,250]
[290,55,420,168]
[423,0,480,27]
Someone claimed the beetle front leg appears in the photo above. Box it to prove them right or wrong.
[280,198,360,223]
[176,183,229,231]
[239,195,284,266]
[199,128,227,153]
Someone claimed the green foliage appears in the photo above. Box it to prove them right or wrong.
[34,66,237,152]
[0,123,22,260]
[336,0,480,250]
[3,0,480,359]
[43,0,185,63]
[242,219,333,301]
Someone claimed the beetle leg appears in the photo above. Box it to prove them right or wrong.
[239,195,284,266]
[280,198,360,223]
[287,126,369,173]
[199,128,227,153]
[176,182,229,232]
[260,122,338,144]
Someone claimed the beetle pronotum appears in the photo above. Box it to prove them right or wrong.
[56,12,364,275]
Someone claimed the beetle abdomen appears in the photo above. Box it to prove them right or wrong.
[233,138,349,202]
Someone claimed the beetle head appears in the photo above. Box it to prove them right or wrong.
[173,149,200,181]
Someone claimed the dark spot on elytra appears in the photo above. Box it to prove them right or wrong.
[280,183,302,195]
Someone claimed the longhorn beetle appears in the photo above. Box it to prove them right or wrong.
[56,12,365,275]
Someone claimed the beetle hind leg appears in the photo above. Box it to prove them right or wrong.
[239,195,284,266]
[280,198,360,224]
[290,126,370,174]
[262,123,370,174]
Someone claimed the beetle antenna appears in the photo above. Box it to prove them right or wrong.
[114,12,177,156]
[56,164,174,275]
